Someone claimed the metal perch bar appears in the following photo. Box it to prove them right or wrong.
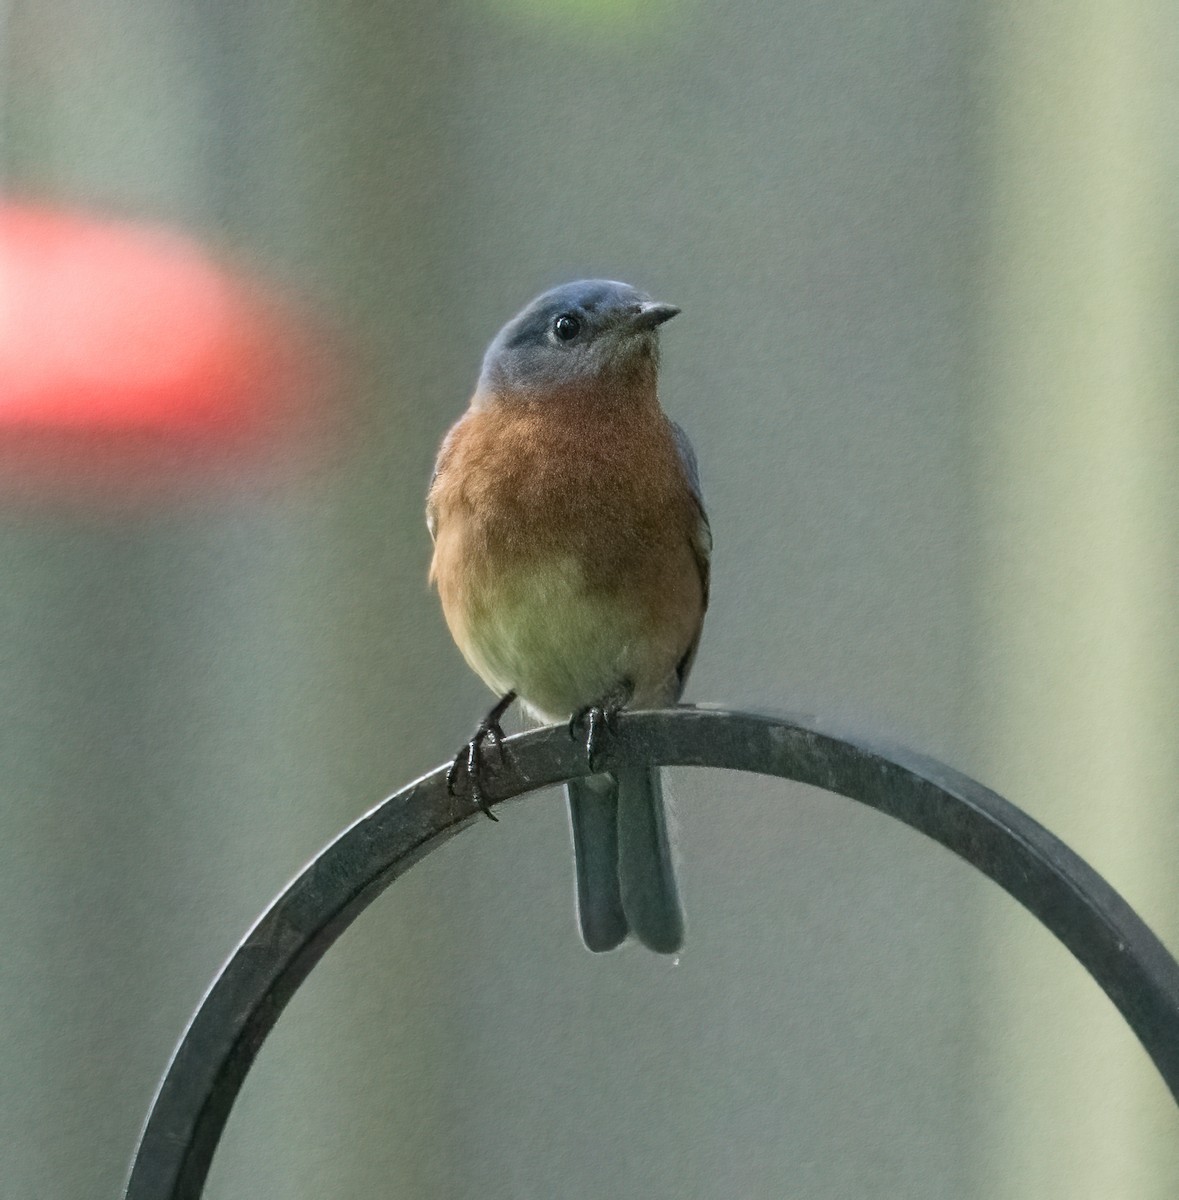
[124,705,1179,1200]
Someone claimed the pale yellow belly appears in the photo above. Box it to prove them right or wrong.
[446,555,685,722]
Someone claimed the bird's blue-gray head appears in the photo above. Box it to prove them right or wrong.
[476,280,679,398]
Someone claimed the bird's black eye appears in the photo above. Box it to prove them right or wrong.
[553,313,581,342]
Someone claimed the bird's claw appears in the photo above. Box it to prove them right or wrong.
[448,718,514,821]
[569,689,628,771]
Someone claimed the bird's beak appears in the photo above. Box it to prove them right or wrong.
[630,301,680,331]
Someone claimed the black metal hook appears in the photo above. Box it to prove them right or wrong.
[124,706,1179,1199]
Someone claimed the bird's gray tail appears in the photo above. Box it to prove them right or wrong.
[566,766,683,955]
[567,774,627,952]
[617,765,684,954]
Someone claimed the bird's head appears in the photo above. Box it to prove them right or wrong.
[476,279,679,400]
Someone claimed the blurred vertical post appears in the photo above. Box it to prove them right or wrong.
[975,0,1179,1193]
[0,1,466,1197]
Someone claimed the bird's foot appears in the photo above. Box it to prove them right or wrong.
[569,682,633,771]
[448,692,517,820]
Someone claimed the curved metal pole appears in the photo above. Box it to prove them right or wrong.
[124,706,1179,1199]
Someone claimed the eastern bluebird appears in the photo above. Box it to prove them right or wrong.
[427,280,710,954]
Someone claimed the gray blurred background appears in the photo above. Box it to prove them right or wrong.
[3,0,1179,1196]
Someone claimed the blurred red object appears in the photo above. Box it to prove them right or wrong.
[0,203,338,504]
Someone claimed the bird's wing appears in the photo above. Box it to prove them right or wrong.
[669,420,710,693]
[670,420,711,606]
[425,423,461,543]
